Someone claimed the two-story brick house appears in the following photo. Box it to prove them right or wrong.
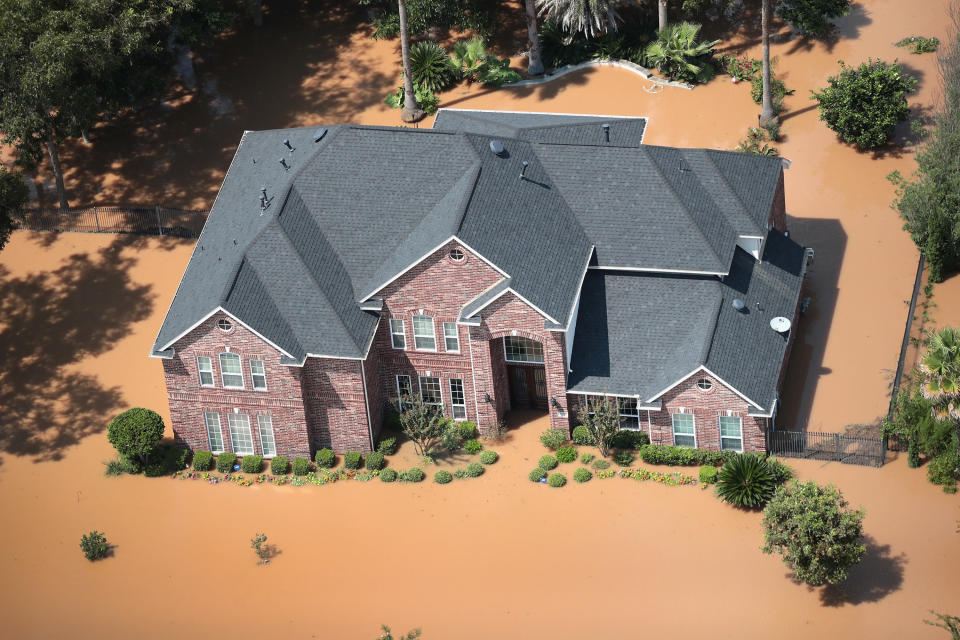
[151,109,807,458]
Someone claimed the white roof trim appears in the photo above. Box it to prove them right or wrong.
[566,245,595,333]
[645,365,764,410]
[157,306,295,359]
[589,265,728,276]
[436,108,649,122]
[464,285,560,325]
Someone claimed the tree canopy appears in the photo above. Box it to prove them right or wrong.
[777,0,851,37]
[0,167,29,252]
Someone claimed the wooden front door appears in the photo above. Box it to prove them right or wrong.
[508,365,548,410]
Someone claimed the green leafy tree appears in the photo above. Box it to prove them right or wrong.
[811,59,917,150]
[397,394,458,456]
[644,21,719,84]
[535,0,620,38]
[0,167,29,252]
[79,531,109,561]
[106,408,165,467]
[777,0,851,38]
[576,398,620,458]
[762,480,866,586]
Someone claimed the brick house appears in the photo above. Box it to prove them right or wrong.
[151,109,808,458]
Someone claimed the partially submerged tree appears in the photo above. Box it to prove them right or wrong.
[658,0,668,31]
[398,0,425,122]
[397,395,460,456]
[777,0,851,38]
[759,0,777,126]
[106,408,165,467]
[536,0,620,38]
[576,397,620,457]
[645,21,719,83]
[920,327,960,421]
[0,167,29,252]
[524,0,545,75]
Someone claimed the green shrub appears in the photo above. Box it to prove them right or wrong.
[365,451,385,471]
[106,407,165,466]
[458,421,477,440]
[613,450,636,467]
[477,56,522,87]
[380,468,398,483]
[548,472,567,487]
[645,22,719,84]
[241,455,263,474]
[896,35,940,54]
[400,467,425,482]
[735,126,779,156]
[592,459,611,470]
[453,468,468,479]
[315,448,336,469]
[384,411,402,433]
[639,444,734,467]
[928,449,960,492]
[555,446,577,463]
[377,435,398,456]
[434,470,453,484]
[193,450,214,471]
[269,455,288,475]
[344,451,363,470]
[529,467,547,482]
[479,450,498,464]
[580,452,595,464]
[539,428,567,449]
[216,452,237,473]
[464,439,483,454]
[538,455,558,470]
[699,465,718,484]
[384,82,439,115]
[572,425,594,446]
[291,457,310,476]
[80,531,109,561]
[767,458,793,484]
[409,41,456,92]
[464,462,484,477]
[777,0,851,37]
[143,442,187,477]
[104,456,140,476]
[610,430,649,450]
[573,468,592,483]
[716,454,776,508]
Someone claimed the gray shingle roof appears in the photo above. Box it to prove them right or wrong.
[434,109,647,145]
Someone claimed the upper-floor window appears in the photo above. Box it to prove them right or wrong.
[197,356,214,387]
[219,352,244,389]
[504,336,544,363]
[419,376,442,405]
[719,416,743,452]
[443,322,460,352]
[250,359,267,391]
[618,397,640,430]
[412,315,436,351]
[672,413,696,447]
[217,318,233,332]
[390,318,406,349]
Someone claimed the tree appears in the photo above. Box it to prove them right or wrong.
[535,0,620,38]
[920,327,960,420]
[762,480,866,586]
[397,395,459,456]
[644,21,719,84]
[398,0,424,123]
[106,408,165,467]
[0,167,28,252]
[524,0,545,75]
[658,0,668,31]
[926,611,960,639]
[576,398,620,457]
[777,0,851,38]
[759,0,777,126]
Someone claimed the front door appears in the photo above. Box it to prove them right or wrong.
[508,365,547,410]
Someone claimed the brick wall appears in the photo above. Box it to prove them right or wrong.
[768,170,787,231]
[301,357,371,453]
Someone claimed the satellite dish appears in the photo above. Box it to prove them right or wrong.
[770,316,791,333]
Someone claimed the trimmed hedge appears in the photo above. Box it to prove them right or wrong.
[464,439,483,454]
[270,456,289,475]
[315,448,336,469]
[548,472,567,487]
[479,450,498,464]
[464,462,484,477]
[291,457,310,476]
[571,425,594,445]
[611,429,650,450]
[573,467,593,483]
[539,428,567,449]
[639,444,735,467]
[458,421,478,440]
[377,436,398,455]
[699,465,718,484]
[434,470,453,484]
[538,455,558,470]
[380,468,398,482]
[344,451,363,470]
[216,452,237,473]
[556,446,578,463]
[193,450,214,471]
[529,467,547,482]
[365,451,385,471]
[241,455,263,474]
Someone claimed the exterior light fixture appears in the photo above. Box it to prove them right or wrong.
[484,393,492,404]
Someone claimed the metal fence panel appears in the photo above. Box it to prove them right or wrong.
[767,429,886,467]
[15,206,208,238]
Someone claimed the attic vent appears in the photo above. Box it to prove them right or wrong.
[313,128,328,143]
[489,140,505,156]
[732,298,746,311]
[602,123,610,143]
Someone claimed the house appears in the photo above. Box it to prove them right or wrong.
[150,109,808,459]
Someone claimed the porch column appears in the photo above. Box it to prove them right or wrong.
[543,331,571,435]
[468,325,500,435]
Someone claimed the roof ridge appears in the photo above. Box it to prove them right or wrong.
[700,149,757,234]
[699,292,724,365]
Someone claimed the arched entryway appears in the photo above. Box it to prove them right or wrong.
[502,335,547,411]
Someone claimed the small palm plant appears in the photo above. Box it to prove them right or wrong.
[716,454,776,509]
[409,41,457,92]
[920,327,960,420]
[451,37,487,83]
[645,21,719,84]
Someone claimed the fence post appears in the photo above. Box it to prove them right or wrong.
[93,206,101,232]
[155,205,163,236]
[835,433,841,462]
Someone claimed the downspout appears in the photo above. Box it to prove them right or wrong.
[360,360,375,451]
[468,326,482,424]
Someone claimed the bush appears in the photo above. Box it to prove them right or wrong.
[777,0,851,37]
[80,531,109,561]
[698,465,718,484]
[736,126,779,156]
[409,41,456,92]
[539,428,567,450]
[538,454,558,470]
[762,480,865,586]
[612,450,636,467]
[106,407,165,466]
[104,456,140,476]
[291,457,310,476]
[811,59,917,150]
[365,451,385,471]
[315,448,336,469]
[401,467,425,482]
[463,439,483,454]
[384,411,402,433]
[384,82,439,116]
[716,454,776,508]
[896,35,941,54]
[344,451,363,470]
[610,430,649,450]
[572,425,594,446]
[377,435,398,456]
[464,462,484,477]
[580,452,595,464]
[767,458,794,484]
[928,449,960,492]
[479,450,498,464]
[573,468,592,483]
[639,444,734,467]
[241,455,263,474]
[269,455,289,475]
[193,450,214,471]
[453,468,468,479]
[592,459,611,470]
[555,445,577,463]
[529,467,547,482]
[434,470,453,484]
[548,473,566,487]
[216,452,237,473]
[380,468,397,483]
[144,443,187,477]
[458,421,477,440]
[645,22,719,84]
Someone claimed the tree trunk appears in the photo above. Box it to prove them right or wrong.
[398,0,424,123]
[759,0,777,126]
[45,135,69,210]
[524,0,544,75]
[658,0,668,32]
[247,0,263,27]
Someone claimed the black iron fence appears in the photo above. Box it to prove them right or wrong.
[767,429,887,468]
[16,205,208,238]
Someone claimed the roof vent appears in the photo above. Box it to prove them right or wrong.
[770,316,792,333]
[489,140,505,156]
[732,298,746,311]
[313,128,328,143]
[283,139,294,151]
[602,123,610,143]
[519,160,529,180]
[279,157,289,170]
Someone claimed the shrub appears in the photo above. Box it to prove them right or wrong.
[216,452,237,473]
[377,436,398,456]
[269,456,289,475]
[380,468,397,483]
[735,127,779,156]
[571,425,594,446]
[539,428,567,450]
[699,465,718,484]
[639,444,734,467]
[106,407,165,466]
[592,459,611,470]
[400,467,425,483]
[144,443,187,477]
[573,468,592,483]
[896,35,940,54]
[409,41,456,92]
[251,532,270,564]
[315,448,336,469]
[576,398,620,457]
[80,531,109,561]
[762,480,865,586]
[479,450,498,464]
[434,470,453,484]
[463,439,483,454]
[453,468,468,479]
[395,397,461,456]
[610,430,649,450]
[291,457,310,476]
[645,22,719,84]
[811,59,917,150]
[384,411,402,433]
[928,449,960,492]
[767,458,794,484]
[777,0,851,37]
[580,452,595,464]
[193,450,214,471]
[384,82,439,115]
[477,56,522,87]
[241,455,263,474]
[464,462,484,477]
[458,421,477,440]
[555,446,578,463]
[538,455,558,470]
[612,450,636,467]
[529,467,547,482]
[365,451,386,471]
[548,473,567,488]
[104,456,140,476]
[716,454,776,508]
[344,451,363,470]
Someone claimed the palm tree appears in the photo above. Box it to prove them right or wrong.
[920,327,960,420]
[536,0,619,38]
[398,0,424,123]
[658,0,668,31]
[645,21,719,83]
[524,0,545,75]
[759,0,777,126]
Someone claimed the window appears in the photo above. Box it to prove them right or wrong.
[217,318,233,332]
[258,415,276,457]
[219,352,244,388]
[396,375,412,409]
[197,356,214,387]
[618,397,640,430]
[204,411,224,453]
[390,318,406,349]
[720,416,743,452]
[449,248,465,262]
[504,336,544,363]
[250,359,267,391]
[672,413,696,447]
[443,322,460,352]
[449,378,467,420]
[412,315,436,350]
[697,378,713,391]
[228,413,254,455]
[419,376,442,405]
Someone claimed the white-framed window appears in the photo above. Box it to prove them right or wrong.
[504,336,544,363]
[449,248,465,262]
[697,378,713,391]
[204,411,225,453]
[412,315,436,350]
[396,375,413,409]
[257,415,276,457]
[449,378,467,420]
[719,415,743,452]
[249,359,267,391]
[419,376,442,405]
[216,318,233,332]
[618,397,640,430]
[219,352,244,389]
[672,413,696,447]
[390,318,406,349]
[228,412,254,455]
[197,356,214,387]
[443,322,460,352]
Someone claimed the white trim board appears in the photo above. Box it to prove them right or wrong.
[589,265,728,276]
[645,365,765,411]
[157,306,295,359]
